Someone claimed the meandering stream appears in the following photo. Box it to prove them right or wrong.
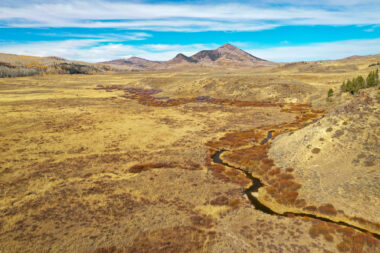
[98,85,380,240]
[211,136,380,239]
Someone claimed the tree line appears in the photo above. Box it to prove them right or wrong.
[341,69,379,94]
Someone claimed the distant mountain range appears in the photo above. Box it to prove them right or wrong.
[100,43,273,70]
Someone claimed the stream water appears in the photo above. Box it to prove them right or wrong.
[260,131,273,145]
[102,86,379,239]
[211,143,380,239]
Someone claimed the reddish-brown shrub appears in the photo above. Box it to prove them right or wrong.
[225,169,239,176]
[211,169,230,182]
[285,167,294,172]
[304,205,317,212]
[318,204,337,216]
[209,164,225,171]
[282,191,298,204]
[268,167,281,176]
[278,173,295,180]
[295,199,306,208]
[210,196,229,206]
[233,175,252,186]
[278,179,301,192]
[261,158,274,170]
[229,199,240,209]
[129,163,174,173]
[324,233,334,242]
[309,226,320,238]
[337,241,351,252]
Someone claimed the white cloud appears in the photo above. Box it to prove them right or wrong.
[249,38,380,61]
[0,38,379,63]
[8,20,279,32]
[0,0,380,31]
[0,39,217,62]
[38,32,151,41]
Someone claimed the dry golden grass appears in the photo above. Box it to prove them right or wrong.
[0,54,379,252]
[0,73,306,252]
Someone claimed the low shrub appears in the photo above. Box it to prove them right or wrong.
[318,204,337,216]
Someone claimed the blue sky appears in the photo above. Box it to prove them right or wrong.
[1,0,380,62]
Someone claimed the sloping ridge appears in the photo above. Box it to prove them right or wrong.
[166,53,197,64]
[101,56,160,68]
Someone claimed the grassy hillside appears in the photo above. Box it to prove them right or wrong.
[0,53,111,78]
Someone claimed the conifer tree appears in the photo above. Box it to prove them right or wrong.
[341,80,347,91]
[375,69,379,86]
[327,88,333,97]
[366,70,376,87]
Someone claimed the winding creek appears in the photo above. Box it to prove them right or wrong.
[99,85,380,241]
[211,136,380,239]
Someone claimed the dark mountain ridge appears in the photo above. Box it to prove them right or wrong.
[101,43,271,69]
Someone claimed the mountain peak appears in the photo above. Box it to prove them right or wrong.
[168,53,197,64]
[101,43,269,68]
[173,53,188,59]
[219,43,238,50]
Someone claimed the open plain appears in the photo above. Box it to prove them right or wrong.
[0,54,380,252]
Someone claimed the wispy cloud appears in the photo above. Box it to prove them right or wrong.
[249,38,380,61]
[0,38,379,63]
[38,32,151,41]
[1,1,379,62]
[1,0,380,31]
[0,39,217,62]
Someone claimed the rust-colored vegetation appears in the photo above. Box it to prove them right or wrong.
[228,198,241,209]
[99,86,281,108]
[98,87,326,209]
[318,204,338,216]
[307,219,379,253]
[304,205,318,212]
[129,161,201,173]
[210,196,229,206]
[98,86,379,247]
[129,163,176,173]
[202,102,340,215]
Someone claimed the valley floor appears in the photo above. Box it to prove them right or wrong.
[0,68,379,252]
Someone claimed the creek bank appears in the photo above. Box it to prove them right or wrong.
[211,150,380,239]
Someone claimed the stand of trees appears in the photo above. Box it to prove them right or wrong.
[341,69,379,94]
[0,62,39,78]
[0,61,111,78]
[368,62,380,67]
